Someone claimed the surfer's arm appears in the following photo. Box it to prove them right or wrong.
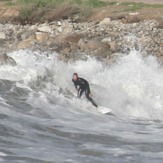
[72,79,79,97]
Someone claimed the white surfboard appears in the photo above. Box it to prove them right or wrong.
[97,106,113,114]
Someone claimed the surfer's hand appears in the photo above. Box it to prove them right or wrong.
[77,92,80,98]
[89,93,92,97]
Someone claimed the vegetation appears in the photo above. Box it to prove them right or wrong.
[16,0,116,8]
[1,0,162,24]
[5,1,14,6]
[19,7,31,19]
[14,0,117,23]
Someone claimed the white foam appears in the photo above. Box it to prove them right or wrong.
[0,152,7,156]
[1,49,163,120]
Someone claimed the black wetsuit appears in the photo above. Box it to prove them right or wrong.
[72,77,98,107]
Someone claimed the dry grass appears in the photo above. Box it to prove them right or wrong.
[45,4,79,22]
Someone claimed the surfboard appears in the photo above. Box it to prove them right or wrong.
[96,106,113,114]
[69,90,113,115]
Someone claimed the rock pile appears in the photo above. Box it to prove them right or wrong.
[0,18,162,63]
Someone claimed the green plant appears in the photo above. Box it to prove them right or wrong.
[19,7,31,19]
[107,1,117,5]
[5,1,14,6]
[87,0,107,8]
[17,0,64,6]
[70,0,82,5]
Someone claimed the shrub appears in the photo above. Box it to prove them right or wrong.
[19,7,31,19]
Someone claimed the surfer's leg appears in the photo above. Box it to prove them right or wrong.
[79,88,84,98]
[85,89,98,108]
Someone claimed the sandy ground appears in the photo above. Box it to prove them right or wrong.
[0,0,162,24]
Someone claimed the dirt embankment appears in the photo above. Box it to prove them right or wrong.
[0,0,163,24]
[0,2,19,22]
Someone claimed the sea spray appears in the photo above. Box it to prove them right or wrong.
[0,49,162,120]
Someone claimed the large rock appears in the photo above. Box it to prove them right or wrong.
[78,38,86,51]
[62,21,73,34]
[35,32,49,42]
[18,36,35,49]
[38,25,52,33]
[99,18,111,25]
[0,32,6,40]
[54,33,82,47]
[109,42,119,52]
[0,53,16,66]
[125,15,141,23]
[158,18,163,29]
[21,30,35,40]
[78,39,111,58]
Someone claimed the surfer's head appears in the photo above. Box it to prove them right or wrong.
[73,73,78,81]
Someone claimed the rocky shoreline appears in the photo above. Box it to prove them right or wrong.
[0,17,162,64]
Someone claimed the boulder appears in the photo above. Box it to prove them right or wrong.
[101,37,112,43]
[109,42,119,52]
[38,25,52,33]
[57,21,62,26]
[21,30,35,40]
[0,53,16,66]
[18,36,35,49]
[99,18,111,25]
[125,15,141,23]
[158,18,163,29]
[57,27,63,33]
[35,32,49,42]
[86,40,102,50]
[0,32,6,40]
[78,38,86,51]
[54,33,82,46]
[62,22,73,34]
[78,39,111,58]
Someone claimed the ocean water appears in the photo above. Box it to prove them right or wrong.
[0,50,163,162]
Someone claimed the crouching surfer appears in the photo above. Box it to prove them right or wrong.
[72,73,98,108]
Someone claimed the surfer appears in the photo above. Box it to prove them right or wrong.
[72,73,98,108]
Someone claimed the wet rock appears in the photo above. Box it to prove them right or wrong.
[78,39,110,58]
[109,42,119,52]
[0,53,16,66]
[0,18,161,62]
